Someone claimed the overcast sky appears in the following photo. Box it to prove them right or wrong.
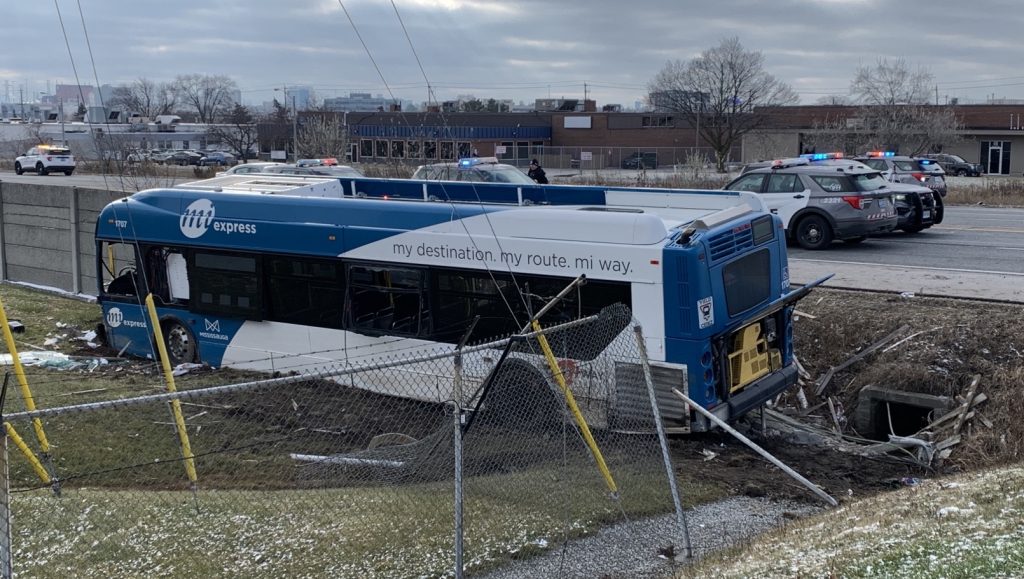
[5,0,1024,108]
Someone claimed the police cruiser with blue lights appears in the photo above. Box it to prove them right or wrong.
[725,153,900,249]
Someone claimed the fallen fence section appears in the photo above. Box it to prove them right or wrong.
[0,310,688,578]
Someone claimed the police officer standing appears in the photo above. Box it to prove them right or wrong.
[528,159,548,184]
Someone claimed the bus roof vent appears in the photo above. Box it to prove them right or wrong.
[707,227,754,263]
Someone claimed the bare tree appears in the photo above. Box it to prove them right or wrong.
[815,95,853,106]
[801,112,865,156]
[174,74,238,123]
[206,104,260,162]
[107,78,178,118]
[297,113,348,160]
[848,58,961,155]
[271,98,290,122]
[647,37,798,172]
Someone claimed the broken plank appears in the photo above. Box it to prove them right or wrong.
[882,326,943,354]
[826,397,843,436]
[60,387,109,397]
[922,393,988,431]
[975,410,994,429]
[794,355,812,381]
[936,435,962,451]
[793,309,817,320]
[953,375,982,436]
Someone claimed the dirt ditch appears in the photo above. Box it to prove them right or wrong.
[680,287,1024,504]
[34,286,1024,502]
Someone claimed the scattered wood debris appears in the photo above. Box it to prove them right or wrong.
[768,374,987,469]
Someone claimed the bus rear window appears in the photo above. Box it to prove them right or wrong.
[723,249,771,316]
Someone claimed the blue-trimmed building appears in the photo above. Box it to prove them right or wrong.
[257,111,555,166]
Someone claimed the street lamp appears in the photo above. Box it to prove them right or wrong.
[275,86,298,162]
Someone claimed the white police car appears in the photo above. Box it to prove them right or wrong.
[725,153,899,250]
[15,145,76,176]
[411,157,534,184]
[854,152,947,198]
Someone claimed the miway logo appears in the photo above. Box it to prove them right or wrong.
[180,199,216,239]
[179,198,258,238]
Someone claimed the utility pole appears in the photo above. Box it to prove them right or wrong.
[291,94,298,162]
[275,85,298,162]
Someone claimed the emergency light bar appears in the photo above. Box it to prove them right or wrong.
[458,157,500,168]
[866,151,896,158]
[799,152,844,161]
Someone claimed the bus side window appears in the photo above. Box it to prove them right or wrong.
[346,265,425,336]
[432,270,519,342]
[188,251,262,319]
[265,256,344,329]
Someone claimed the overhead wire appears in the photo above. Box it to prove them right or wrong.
[79,1,162,365]
[336,0,532,334]
[53,0,161,366]
[387,0,533,324]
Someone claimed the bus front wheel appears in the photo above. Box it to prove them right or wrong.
[162,320,197,366]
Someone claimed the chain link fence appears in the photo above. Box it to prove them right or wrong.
[517,146,727,172]
[0,304,688,578]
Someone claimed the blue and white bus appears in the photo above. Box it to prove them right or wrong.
[95,182,825,431]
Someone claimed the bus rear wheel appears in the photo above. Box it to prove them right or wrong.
[162,320,197,366]
[485,360,562,430]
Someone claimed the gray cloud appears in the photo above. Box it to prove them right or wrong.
[3,0,1024,107]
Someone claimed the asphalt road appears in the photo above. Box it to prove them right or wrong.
[789,205,1024,302]
[0,172,1020,301]
[0,170,189,191]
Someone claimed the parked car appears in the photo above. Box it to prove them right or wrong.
[222,162,287,175]
[886,180,944,233]
[921,153,984,177]
[14,145,76,176]
[198,152,237,166]
[411,157,535,184]
[125,150,151,164]
[149,151,175,164]
[724,153,898,249]
[155,151,203,166]
[621,151,658,170]
[854,152,947,197]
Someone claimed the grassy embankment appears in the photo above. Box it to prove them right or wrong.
[0,283,721,577]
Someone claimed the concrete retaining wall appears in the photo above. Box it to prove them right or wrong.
[0,180,126,295]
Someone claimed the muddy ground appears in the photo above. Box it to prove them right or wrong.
[667,287,1024,504]
[54,287,1024,503]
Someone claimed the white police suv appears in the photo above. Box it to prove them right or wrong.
[412,157,534,184]
[725,153,899,250]
[15,145,76,176]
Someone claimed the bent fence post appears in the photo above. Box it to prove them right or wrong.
[671,388,838,507]
[144,294,198,490]
[633,325,692,559]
